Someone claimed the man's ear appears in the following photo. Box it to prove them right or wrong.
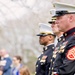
[48,35,53,41]
[69,14,74,22]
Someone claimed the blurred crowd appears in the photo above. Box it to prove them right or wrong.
[0,49,30,75]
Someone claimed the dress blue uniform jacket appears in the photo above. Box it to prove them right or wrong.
[35,44,54,75]
[0,55,12,75]
[49,36,64,75]
[53,27,75,75]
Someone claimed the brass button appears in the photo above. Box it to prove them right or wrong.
[41,63,43,65]
[38,58,40,60]
[52,67,53,70]
[36,65,38,67]
[51,59,52,62]
[52,47,54,49]
[65,33,67,36]
[53,62,54,64]
[49,68,50,70]
[63,38,65,41]
[35,72,37,74]
[53,54,56,58]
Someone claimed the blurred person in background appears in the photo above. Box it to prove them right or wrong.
[12,56,22,75]
[0,49,12,75]
[19,66,30,75]
[0,50,2,75]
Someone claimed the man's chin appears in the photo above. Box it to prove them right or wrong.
[40,43,44,45]
[40,43,43,45]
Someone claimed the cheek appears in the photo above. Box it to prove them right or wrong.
[41,38,47,43]
[52,26,58,30]
[42,38,46,42]
[53,28,58,33]
[39,38,44,42]
[58,19,65,27]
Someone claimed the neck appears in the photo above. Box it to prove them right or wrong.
[45,41,54,46]
[65,26,75,33]
[56,32,63,38]
[16,63,21,67]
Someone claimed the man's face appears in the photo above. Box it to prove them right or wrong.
[0,49,6,57]
[51,23,59,34]
[55,15,69,32]
[13,57,20,66]
[39,35,50,46]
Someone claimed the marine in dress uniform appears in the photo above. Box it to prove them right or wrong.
[35,23,55,75]
[48,18,64,75]
[50,2,75,75]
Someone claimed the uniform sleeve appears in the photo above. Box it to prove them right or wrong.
[56,39,75,74]
[2,58,12,72]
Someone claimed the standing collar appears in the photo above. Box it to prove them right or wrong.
[63,27,75,38]
[43,43,54,52]
[46,43,54,47]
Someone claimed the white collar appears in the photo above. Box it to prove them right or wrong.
[44,43,54,47]
[58,35,63,39]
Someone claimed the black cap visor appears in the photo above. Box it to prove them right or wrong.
[48,21,55,24]
[37,33,56,37]
[53,10,75,17]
